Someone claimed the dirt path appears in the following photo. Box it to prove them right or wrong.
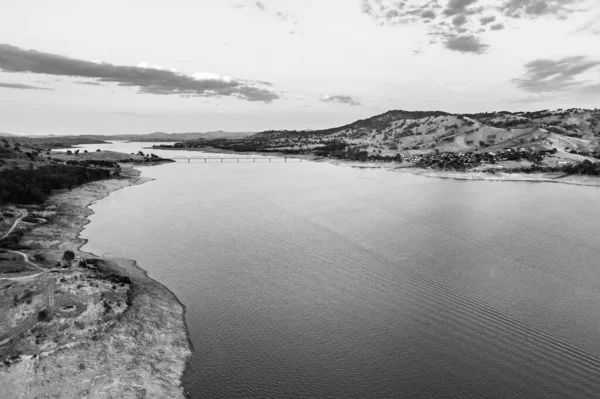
[0,209,26,241]
[0,209,51,347]
[0,272,47,282]
[6,249,44,271]
[0,209,46,277]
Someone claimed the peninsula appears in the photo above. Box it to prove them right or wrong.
[0,142,190,398]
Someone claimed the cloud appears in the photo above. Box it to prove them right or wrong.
[444,0,479,16]
[421,10,437,19]
[361,0,594,54]
[572,16,600,35]
[320,94,362,106]
[0,44,278,103]
[512,56,600,95]
[479,15,496,24]
[0,82,53,90]
[445,35,489,53]
[235,1,299,33]
[452,14,468,25]
[275,11,298,26]
[499,0,585,18]
[361,0,491,54]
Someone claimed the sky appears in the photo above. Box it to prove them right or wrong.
[0,0,599,135]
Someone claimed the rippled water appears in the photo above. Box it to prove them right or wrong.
[79,142,600,398]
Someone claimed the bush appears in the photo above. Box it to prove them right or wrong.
[37,309,52,322]
[63,250,75,262]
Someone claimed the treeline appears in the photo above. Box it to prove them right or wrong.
[205,139,272,153]
[313,141,348,157]
[66,160,119,168]
[560,160,600,176]
[0,164,112,204]
[314,141,403,162]
[492,160,600,176]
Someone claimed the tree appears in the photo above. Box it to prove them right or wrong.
[37,309,52,322]
[62,250,75,263]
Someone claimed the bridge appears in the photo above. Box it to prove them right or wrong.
[168,156,303,163]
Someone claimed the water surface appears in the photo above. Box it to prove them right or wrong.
[79,142,600,398]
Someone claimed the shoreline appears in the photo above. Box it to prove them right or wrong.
[70,166,194,397]
[0,166,192,398]
[390,167,600,187]
[74,167,196,395]
[153,146,600,188]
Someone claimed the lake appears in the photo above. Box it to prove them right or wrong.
[78,142,600,398]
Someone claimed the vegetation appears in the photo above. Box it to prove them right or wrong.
[561,160,600,175]
[65,159,119,168]
[0,229,26,250]
[37,309,52,322]
[62,250,75,262]
[0,164,112,204]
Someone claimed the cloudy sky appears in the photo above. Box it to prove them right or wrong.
[0,0,599,135]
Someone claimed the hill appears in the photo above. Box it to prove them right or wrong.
[189,108,599,160]
[1,136,108,149]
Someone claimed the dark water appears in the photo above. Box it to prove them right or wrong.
[80,145,600,398]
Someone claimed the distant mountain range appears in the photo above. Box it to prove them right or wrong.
[200,108,599,156]
[89,130,256,142]
[18,131,255,142]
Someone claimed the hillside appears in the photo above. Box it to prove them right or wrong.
[1,136,107,149]
[0,137,173,204]
[188,108,599,160]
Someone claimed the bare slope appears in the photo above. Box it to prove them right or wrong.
[248,108,600,157]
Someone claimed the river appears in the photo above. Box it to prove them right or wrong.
[77,142,600,398]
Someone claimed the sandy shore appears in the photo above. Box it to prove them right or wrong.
[324,159,600,187]
[389,167,600,187]
[0,166,191,398]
